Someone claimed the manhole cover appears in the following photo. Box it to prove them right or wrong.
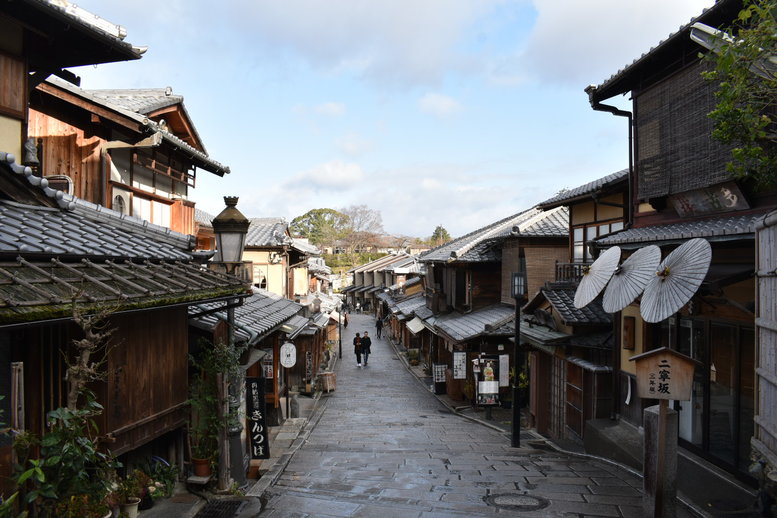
[193,500,245,518]
[485,493,550,511]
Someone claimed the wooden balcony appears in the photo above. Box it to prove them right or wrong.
[555,262,590,283]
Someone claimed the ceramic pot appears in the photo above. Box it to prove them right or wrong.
[119,497,140,518]
[191,457,212,477]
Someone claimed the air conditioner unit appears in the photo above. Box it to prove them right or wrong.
[112,189,131,215]
[43,175,73,195]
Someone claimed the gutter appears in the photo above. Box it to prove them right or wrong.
[585,84,633,423]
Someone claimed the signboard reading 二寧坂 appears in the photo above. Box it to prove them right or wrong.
[629,347,698,401]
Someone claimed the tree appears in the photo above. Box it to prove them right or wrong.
[429,225,452,246]
[340,205,384,254]
[703,0,777,186]
[289,208,350,246]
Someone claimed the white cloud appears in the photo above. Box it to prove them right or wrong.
[336,133,372,156]
[226,0,506,87]
[519,0,716,86]
[419,93,463,118]
[285,160,365,190]
[315,102,346,116]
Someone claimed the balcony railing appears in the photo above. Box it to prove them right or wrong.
[555,262,590,283]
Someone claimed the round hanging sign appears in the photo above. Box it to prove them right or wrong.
[280,342,296,368]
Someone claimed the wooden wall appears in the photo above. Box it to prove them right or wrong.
[755,212,777,472]
[28,108,103,202]
[97,307,189,455]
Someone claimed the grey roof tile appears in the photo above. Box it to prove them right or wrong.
[434,304,515,343]
[595,213,763,247]
[421,208,541,263]
[87,88,184,115]
[1,156,195,261]
[537,170,628,209]
[542,288,611,326]
[245,218,291,247]
[189,289,302,344]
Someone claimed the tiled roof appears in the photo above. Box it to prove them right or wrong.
[189,289,302,344]
[537,170,628,209]
[542,289,611,326]
[245,218,291,247]
[42,78,229,176]
[595,213,763,247]
[13,0,144,69]
[87,88,184,115]
[421,207,567,263]
[393,292,426,318]
[194,208,215,226]
[348,253,412,273]
[291,238,320,255]
[433,304,515,343]
[1,155,195,261]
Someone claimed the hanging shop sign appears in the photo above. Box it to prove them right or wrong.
[453,351,467,379]
[246,377,270,459]
[280,342,297,368]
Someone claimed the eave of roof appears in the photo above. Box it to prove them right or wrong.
[594,212,763,248]
[6,0,144,70]
[38,79,230,176]
[0,258,248,327]
[537,170,628,209]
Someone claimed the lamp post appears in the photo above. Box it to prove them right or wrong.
[210,196,250,489]
[511,271,526,448]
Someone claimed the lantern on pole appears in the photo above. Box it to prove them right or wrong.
[212,196,250,268]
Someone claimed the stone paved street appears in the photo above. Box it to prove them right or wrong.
[258,313,685,517]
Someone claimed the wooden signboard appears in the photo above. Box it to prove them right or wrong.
[246,377,270,459]
[629,347,699,401]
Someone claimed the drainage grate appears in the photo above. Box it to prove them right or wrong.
[485,493,550,512]
[193,500,245,518]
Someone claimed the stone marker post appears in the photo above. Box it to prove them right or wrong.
[630,347,699,518]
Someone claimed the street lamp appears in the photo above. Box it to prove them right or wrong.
[511,271,526,448]
[212,196,250,269]
[210,196,250,489]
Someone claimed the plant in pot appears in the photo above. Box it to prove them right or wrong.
[188,346,221,477]
[116,469,145,518]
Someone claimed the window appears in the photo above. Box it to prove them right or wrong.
[572,220,624,262]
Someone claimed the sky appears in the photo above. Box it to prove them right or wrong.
[70,0,715,239]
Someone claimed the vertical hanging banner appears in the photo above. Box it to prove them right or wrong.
[246,377,270,459]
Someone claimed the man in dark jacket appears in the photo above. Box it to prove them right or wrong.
[361,331,372,365]
[375,317,383,339]
[353,333,362,367]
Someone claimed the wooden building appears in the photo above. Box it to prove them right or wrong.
[27,79,229,237]
[585,0,775,484]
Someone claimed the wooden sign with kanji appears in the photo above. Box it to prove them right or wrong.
[629,347,699,401]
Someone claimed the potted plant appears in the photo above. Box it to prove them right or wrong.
[54,494,112,518]
[116,470,144,518]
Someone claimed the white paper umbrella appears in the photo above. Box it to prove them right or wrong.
[640,238,712,323]
[574,246,621,308]
[602,245,661,313]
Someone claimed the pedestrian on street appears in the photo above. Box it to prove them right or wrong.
[343,313,348,328]
[361,331,372,366]
[375,317,383,339]
[353,332,363,367]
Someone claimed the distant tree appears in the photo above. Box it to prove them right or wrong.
[340,205,384,254]
[429,225,452,246]
[702,0,777,186]
[289,208,349,246]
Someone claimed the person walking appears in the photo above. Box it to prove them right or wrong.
[353,333,363,367]
[361,331,372,366]
[375,317,383,339]
[343,313,349,329]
